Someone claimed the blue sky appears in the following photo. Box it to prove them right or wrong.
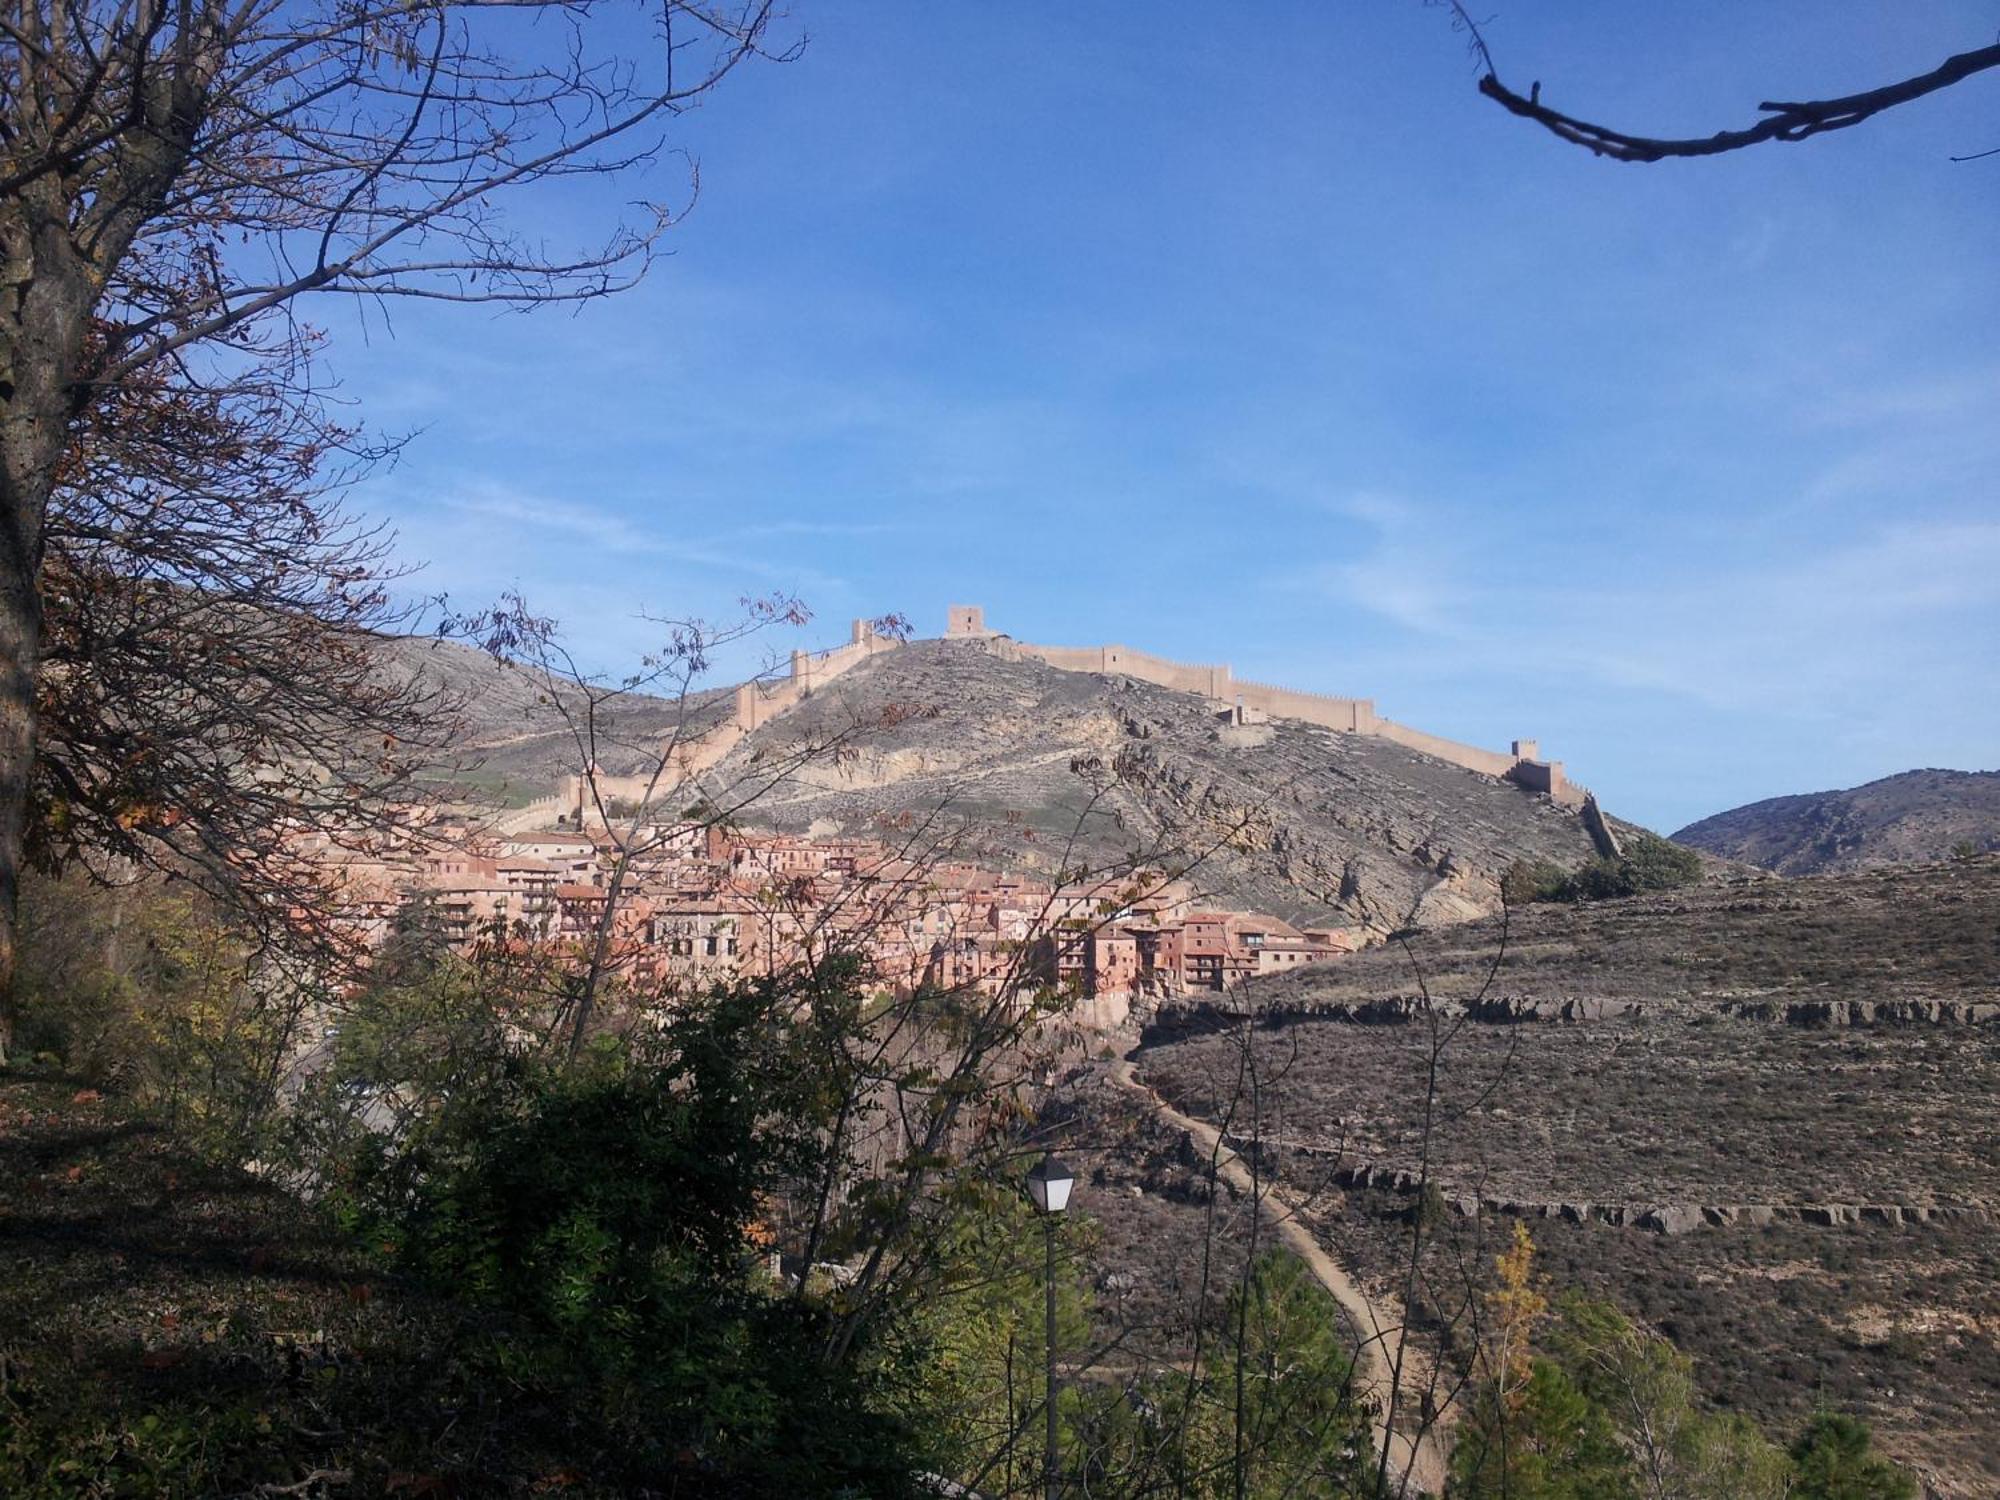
[332,3,2000,833]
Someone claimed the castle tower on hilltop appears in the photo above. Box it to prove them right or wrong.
[946,603,991,638]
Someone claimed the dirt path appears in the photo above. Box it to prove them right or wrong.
[1107,1056,1451,1497]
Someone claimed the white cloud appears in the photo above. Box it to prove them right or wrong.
[1316,493,2000,723]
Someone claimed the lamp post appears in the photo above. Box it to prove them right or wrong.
[1026,1152,1076,1500]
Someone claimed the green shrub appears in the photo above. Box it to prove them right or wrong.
[1790,1412,1916,1500]
[324,973,925,1497]
[1620,831,1705,891]
[1502,859,1570,906]
[1505,833,1703,906]
[1448,1242,1903,1500]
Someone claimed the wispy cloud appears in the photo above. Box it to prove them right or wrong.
[1312,493,2000,722]
[715,519,909,542]
[405,478,851,591]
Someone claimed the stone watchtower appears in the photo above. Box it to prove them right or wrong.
[946,604,990,638]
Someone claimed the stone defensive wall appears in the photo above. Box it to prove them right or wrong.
[540,624,908,836]
[1231,676,1377,735]
[946,604,1582,805]
[1016,642,1240,702]
[701,617,909,769]
[525,605,1592,826]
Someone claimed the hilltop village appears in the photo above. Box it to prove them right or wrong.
[312,821,1361,1013]
[291,605,1606,1009]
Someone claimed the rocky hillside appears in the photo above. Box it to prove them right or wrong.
[370,632,732,806]
[1673,767,2000,875]
[693,639,1610,933]
[1182,854,2000,1019]
[1122,855,2000,1498]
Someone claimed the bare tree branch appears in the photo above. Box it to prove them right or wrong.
[1461,12,2000,164]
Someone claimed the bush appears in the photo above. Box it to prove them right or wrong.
[1790,1413,1916,1500]
[1505,833,1703,906]
[12,872,300,1160]
[1449,1235,1903,1500]
[324,973,926,1497]
[1502,859,1570,906]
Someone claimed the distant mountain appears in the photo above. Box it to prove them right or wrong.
[1672,769,2000,875]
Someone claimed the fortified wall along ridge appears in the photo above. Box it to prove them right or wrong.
[939,605,1584,807]
[532,605,1594,832]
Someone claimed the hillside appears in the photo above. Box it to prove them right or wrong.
[1673,768,2000,875]
[1113,856,2000,1497]
[369,632,731,806]
[1200,854,1997,1015]
[0,1076,542,1492]
[691,639,1611,932]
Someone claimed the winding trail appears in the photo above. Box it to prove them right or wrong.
[1107,1055,1451,1497]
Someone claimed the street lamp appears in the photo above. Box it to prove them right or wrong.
[1026,1153,1076,1500]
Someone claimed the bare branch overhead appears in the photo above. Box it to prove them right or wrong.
[1472,35,2000,163]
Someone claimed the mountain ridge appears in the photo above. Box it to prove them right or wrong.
[389,621,1635,934]
[1672,767,2000,875]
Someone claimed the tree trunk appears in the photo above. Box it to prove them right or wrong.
[0,546,39,1057]
[0,42,231,1053]
[0,205,96,1054]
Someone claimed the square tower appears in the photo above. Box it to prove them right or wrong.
[946,604,987,637]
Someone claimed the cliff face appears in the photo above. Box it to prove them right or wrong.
[697,640,1603,932]
[1673,768,2000,875]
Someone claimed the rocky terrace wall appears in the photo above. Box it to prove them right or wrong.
[1230,1139,1991,1235]
[1144,993,2000,1039]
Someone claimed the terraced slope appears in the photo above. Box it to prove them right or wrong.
[1126,856,2000,1497]
[1212,855,1999,1014]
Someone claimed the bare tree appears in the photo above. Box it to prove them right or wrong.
[0,0,789,1009]
[1435,4,2000,163]
[460,591,920,1060]
[1366,902,1510,1498]
[32,309,469,981]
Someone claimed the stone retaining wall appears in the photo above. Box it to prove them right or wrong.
[1218,1138,1990,1234]
[1144,993,2000,1039]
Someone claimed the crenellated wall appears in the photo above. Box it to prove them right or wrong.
[1235,677,1377,735]
[538,619,909,829]
[788,615,903,694]
[950,604,1585,807]
[520,605,1592,832]
[1372,718,1519,779]
[1018,643,1235,698]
